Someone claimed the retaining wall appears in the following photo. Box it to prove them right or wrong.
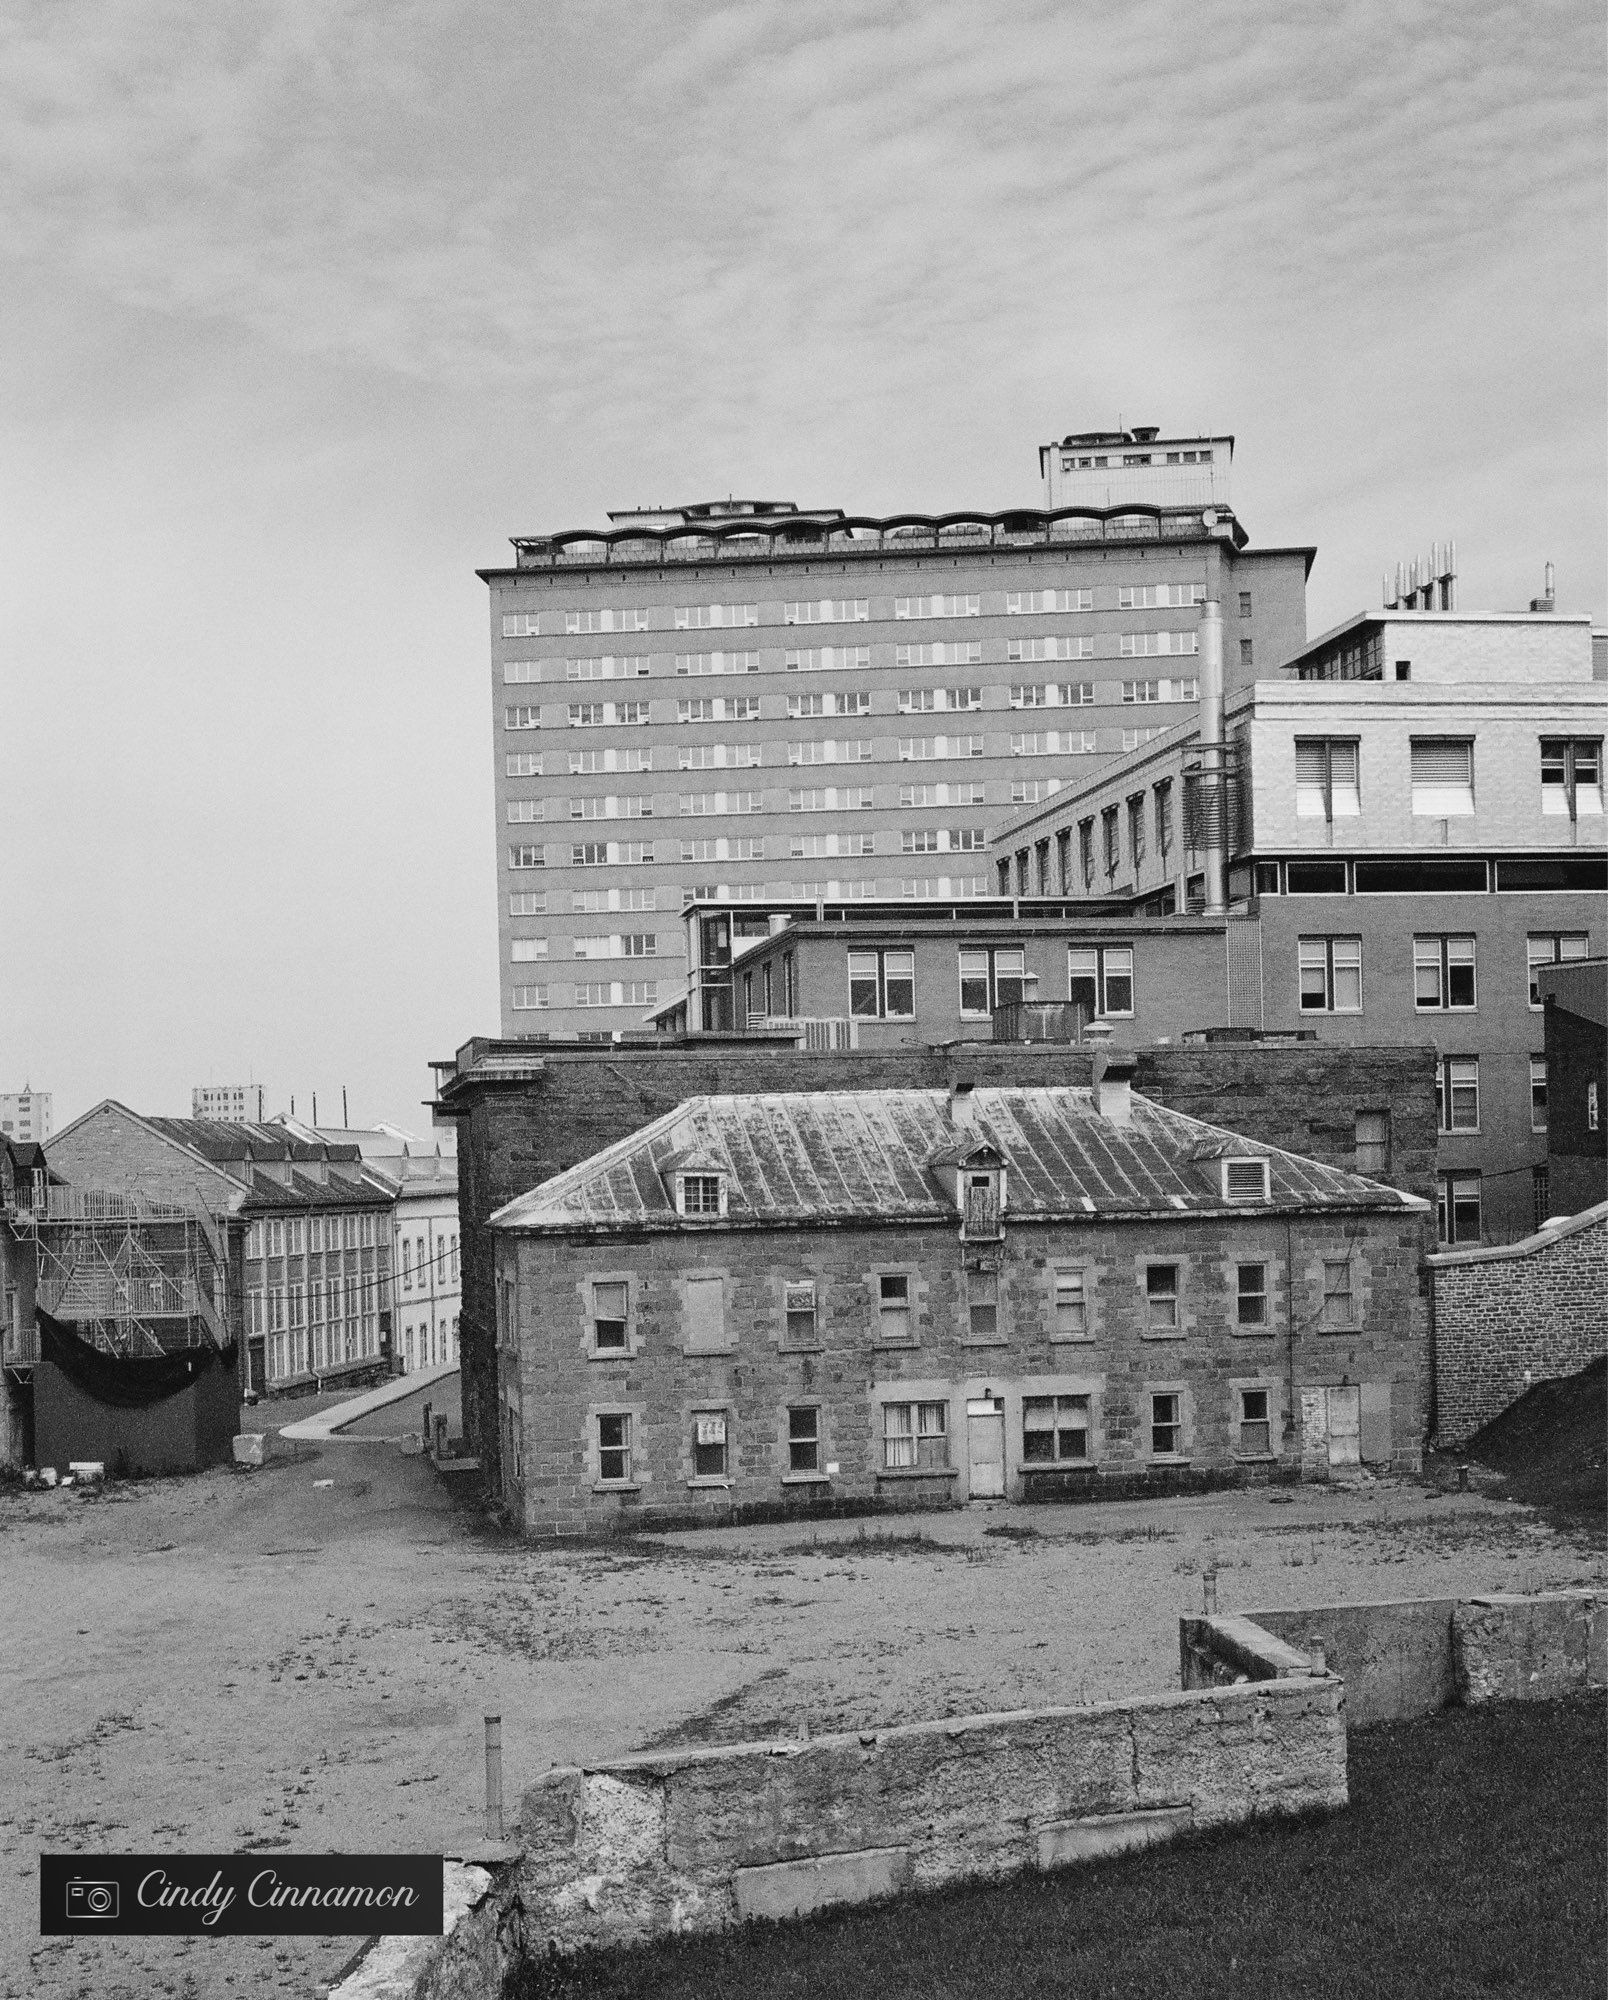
[1429,1203,1608,1444]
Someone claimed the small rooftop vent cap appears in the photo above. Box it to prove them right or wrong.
[1222,1157,1271,1203]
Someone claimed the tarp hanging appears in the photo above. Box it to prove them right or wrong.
[38,1311,235,1410]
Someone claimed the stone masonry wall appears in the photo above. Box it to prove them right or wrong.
[506,1206,1427,1536]
[504,1677,1345,1955]
[447,1040,1438,1491]
[1429,1206,1608,1444]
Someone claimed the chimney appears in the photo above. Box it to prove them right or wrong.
[1530,562,1556,614]
[1091,1048,1137,1126]
[949,1074,977,1130]
[1198,599,1228,916]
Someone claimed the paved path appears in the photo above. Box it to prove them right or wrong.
[278,1363,458,1440]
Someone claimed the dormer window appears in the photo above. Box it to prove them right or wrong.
[962,1170,1003,1240]
[679,1173,726,1217]
[1222,1157,1271,1204]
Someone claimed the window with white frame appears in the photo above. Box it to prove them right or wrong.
[1355,1110,1390,1174]
[959,947,1028,1017]
[1414,935,1477,1010]
[1527,932,1590,1007]
[1238,1387,1272,1455]
[786,646,870,672]
[788,1405,821,1473]
[965,1268,999,1339]
[876,1272,912,1342]
[1436,1056,1480,1132]
[1298,936,1362,1013]
[675,650,758,677]
[692,1409,728,1478]
[1054,1266,1088,1338]
[882,1400,948,1469]
[1146,1263,1180,1330]
[1295,738,1360,820]
[783,1281,818,1347]
[1236,1263,1267,1326]
[675,603,757,629]
[591,1279,628,1351]
[1023,1394,1090,1463]
[597,1412,633,1482]
[1437,1174,1482,1244]
[1531,1057,1548,1132]
[1119,582,1205,609]
[1540,738,1603,818]
[1320,1260,1356,1329]
[1007,588,1092,613]
[679,1174,724,1217]
[567,654,650,680]
[1151,1391,1183,1456]
[504,705,542,730]
[1067,944,1134,1019]
[848,950,915,1018]
[783,599,867,624]
[1411,738,1475,815]
[895,594,980,619]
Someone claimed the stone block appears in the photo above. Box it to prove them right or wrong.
[1454,1591,1608,1704]
[1037,1806,1193,1869]
[733,1846,910,1922]
[232,1433,269,1466]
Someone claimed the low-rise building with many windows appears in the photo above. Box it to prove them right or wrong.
[489,1073,1428,1535]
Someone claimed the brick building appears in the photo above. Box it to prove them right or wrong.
[1539,957,1607,1219]
[432,1035,1438,1499]
[488,1070,1429,1535]
[479,446,1314,1038]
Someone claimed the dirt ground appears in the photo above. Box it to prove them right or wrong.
[2,1423,1602,2000]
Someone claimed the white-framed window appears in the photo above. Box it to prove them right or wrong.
[1236,1263,1268,1327]
[674,651,759,676]
[1054,1266,1088,1338]
[508,891,547,919]
[895,641,981,668]
[785,646,870,673]
[958,947,1028,1017]
[512,981,551,1010]
[675,602,758,629]
[848,950,915,1019]
[783,1280,818,1347]
[567,607,650,634]
[1011,779,1063,806]
[565,654,650,681]
[506,756,543,780]
[692,1409,728,1479]
[1527,932,1590,1007]
[570,746,652,775]
[876,1271,912,1341]
[1120,630,1197,657]
[508,843,546,870]
[1067,944,1134,1019]
[1411,738,1475,815]
[1436,1056,1480,1132]
[597,1411,633,1482]
[1530,1057,1548,1133]
[1119,582,1205,609]
[1437,1174,1483,1244]
[1151,1391,1184,1457]
[571,795,650,819]
[788,1405,821,1473]
[1540,738,1603,818]
[894,594,980,619]
[1007,637,1093,664]
[1355,1111,1390,1174]
[591,1279,629,1352]
[782,599,867,624]
[1298,936,1362,1013]
[679,1174,725,1217]
[789,787,874,812]
[502,612,541,637]
[1238,1387,1273,1455]
[1145,1263,1179,1330]
[789,740,872,766]
[504,705,542,730]
[1414,935,1477,1010]
[1006,588,1092,613]
[1023,1394,1090,1464]
[1320,1260,1356,1329]
[502,660,542,684]
[883,1400,948,1469]
[965,1268,998,1339]
[1295,738,1361,820]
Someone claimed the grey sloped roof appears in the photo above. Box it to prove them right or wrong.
[491,1088,1425,1234]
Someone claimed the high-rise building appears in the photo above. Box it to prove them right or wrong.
[478,442,1312,1037]
[0,1087,52,1144]
[192,1085,248,1122]
[1039,427,1235,513]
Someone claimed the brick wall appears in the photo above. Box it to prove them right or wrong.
[446,1039,1438,1492]
[1429,1204,1608,1443]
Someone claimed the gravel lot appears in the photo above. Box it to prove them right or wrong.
[2,1423,1602,2000]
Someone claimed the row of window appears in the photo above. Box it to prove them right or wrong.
[247,1213,379,1258]
[563,1259,1362,1358]
[583,1382,1268,1489]
[250,1281,380,1336]
[503,651,1206,687]
[505,705,1184,749]
[264,1319,379,1382]
[399,1231,460,1291]
[501,586,1219,639]
[1296,735,1602,822]
[1298,931,1590,1013]
[510,982,658,1011]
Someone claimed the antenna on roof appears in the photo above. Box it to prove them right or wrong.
[343,1087,349,1126]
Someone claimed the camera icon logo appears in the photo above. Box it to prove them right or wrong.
[65,1879,119,1920]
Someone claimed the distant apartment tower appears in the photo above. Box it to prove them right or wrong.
[1040,428,1234,514]
[480,438,1311,1037]
[192,1085,248,1123]
[0,1087,52,1144]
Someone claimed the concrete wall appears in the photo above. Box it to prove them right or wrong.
[504,1678,1343,1955]
[1429,1204,1608,1443]
[446,1039,1438,1493]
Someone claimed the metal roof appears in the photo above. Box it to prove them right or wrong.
[491,1087,1423,1234]
[144,1118,365,1165]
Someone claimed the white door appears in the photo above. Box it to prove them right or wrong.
[966,1397,1006,1499]
[1327,1385,1361,1473]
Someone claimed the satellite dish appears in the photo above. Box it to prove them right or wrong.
[1202,509,1218,528]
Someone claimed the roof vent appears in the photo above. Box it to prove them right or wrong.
[1222,1157,1271,1203]
[1092,1049,1137,1126]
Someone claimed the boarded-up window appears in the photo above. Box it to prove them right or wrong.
[683,1274,730,1354]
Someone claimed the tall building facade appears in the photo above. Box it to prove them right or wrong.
[0,1087,52,1144]
[479,449,1312,1038]
[192,1085,247,1122]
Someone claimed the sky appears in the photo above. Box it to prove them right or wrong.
[2,0,1603,1131]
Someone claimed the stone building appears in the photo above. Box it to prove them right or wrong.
[487,1069,1429,1535]
[433,1034,1438,1501]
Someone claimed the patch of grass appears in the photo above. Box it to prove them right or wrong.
[504,1695,1606,2000]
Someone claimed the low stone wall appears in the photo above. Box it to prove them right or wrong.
[1429,1203,1608,1445]
[1454,1591,1608,1704]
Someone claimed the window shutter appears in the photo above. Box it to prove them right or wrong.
[1294,741,1328,787]
[1411,739,1472,784]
